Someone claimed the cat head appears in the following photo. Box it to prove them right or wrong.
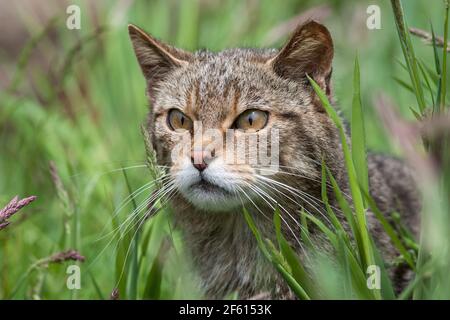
[129,21,336,212]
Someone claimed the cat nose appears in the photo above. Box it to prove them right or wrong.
[193,161,207,172]
[191,150,213,172]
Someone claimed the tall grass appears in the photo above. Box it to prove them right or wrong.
[244,0,450,299]
[0,0,448,300]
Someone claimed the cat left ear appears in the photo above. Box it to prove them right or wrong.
[128,24,192,86]
[268,20,333,95]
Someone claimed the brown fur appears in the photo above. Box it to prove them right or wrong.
[128,21,420,299]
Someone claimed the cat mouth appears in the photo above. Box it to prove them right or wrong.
[178,176,243,211]
[174,166,246,211]
[190,178,232,195]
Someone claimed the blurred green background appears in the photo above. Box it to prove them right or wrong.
[0,0,443,299]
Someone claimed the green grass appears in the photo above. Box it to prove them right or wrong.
[0,0,449,299]
[244,0,450,300]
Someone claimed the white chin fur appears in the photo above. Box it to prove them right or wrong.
[181,187,243,212]
[174,158,247,212]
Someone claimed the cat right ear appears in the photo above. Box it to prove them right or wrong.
[268,20,333,95]
[128,24,192,85]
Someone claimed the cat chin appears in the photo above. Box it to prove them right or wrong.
[179,185,244,212]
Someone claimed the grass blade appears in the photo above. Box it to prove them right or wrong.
[266,239,311,299]
[243,208,271,259]
[363,190,416,269]
[391,0,426,113]
[244,208,310,299]
[351,56,369,200]
[440,0,449,111]
[431,24,443,111]
[417,59,436,107]
[122,169,140,300]
[273,209,314,296]
[324,165,365,265]
[88,271,105,300]
[369,235,396,299]
[142,238,170,299]
[308,75,376,274]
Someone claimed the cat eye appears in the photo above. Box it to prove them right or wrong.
[167,109,193,131]
[234,109,268,132]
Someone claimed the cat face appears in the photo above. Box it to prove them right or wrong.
[129,21,334,212]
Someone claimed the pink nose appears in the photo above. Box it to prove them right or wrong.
[191,150,211,172]
[193,162,207,172]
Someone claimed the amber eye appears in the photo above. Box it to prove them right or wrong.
[167,109,193,131]
[234,109,268,132]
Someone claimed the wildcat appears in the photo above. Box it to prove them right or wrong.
[128,21,420,299]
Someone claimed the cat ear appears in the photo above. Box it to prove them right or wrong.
[268,20,333,94]
[128,24,192,86]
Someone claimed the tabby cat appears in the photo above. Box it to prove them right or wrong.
[128,21,420,299]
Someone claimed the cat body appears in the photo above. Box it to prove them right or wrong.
[129,21,420,299]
